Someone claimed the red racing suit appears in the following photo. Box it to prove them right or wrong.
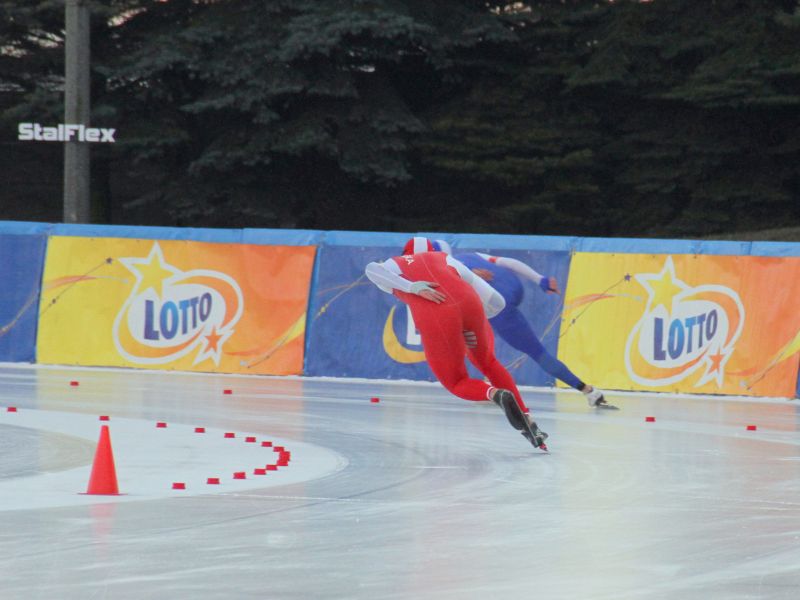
[384,251,527,412]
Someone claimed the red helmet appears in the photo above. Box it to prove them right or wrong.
[402,237,452,255]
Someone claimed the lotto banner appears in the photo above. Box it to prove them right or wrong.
[304,245,571,385]
[559,253,800,397]
[0,234,47,362]
[37,237,316,375]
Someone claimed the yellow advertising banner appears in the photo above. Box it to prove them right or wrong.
[559,253,800,397]
[37,237,316,375]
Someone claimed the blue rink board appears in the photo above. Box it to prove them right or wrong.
[0,222,797,396]
[2,221,800,256]
[0,234,47,362]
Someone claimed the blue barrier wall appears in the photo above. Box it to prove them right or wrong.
[0,221,798,398]
[5,220,799,256]
[0,233,47,362]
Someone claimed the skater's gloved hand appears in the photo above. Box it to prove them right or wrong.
[539,276,559,294]
[463,330,477,348]
[409,281,446,303]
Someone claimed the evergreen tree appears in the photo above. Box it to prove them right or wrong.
[415,0,800,237]
[1,1,798,237]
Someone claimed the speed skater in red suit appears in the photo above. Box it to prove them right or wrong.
[365,237,548,449]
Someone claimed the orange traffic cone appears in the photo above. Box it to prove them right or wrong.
[85,425,120,495]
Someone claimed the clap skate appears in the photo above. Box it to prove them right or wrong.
[492,389,549,451]
[585,386,618,410]
[520,415,549,450]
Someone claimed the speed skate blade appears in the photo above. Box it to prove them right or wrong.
[597,402,620,411]
[521,426,549,450]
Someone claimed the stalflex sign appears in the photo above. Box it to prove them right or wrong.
[18,122,116,143]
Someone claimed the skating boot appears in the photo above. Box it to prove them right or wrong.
[492,389,548,450]
[584,386,618,410]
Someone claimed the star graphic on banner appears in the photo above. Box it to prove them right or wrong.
[695,346,733,388]
[194,325,234,366]
[121,243,178,298]
[205,326,223,353]
[635,257,688,315]
[708,350,726,373]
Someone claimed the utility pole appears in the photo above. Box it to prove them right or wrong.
[64,0,91,223]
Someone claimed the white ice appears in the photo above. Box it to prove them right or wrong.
[1,363,799,600]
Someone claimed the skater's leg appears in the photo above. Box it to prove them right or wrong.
[462,310,528,413]
[426,348,495,402]
[413,305,495,402]
[491,307,585,390]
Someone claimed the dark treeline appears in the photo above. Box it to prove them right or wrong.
[1,1,799,237]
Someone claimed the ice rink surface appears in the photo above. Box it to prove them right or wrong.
[1,364,799,600]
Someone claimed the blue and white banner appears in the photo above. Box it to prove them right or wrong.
[304,245,572,387]
[0,234,47,362]
[305,245,433,381]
